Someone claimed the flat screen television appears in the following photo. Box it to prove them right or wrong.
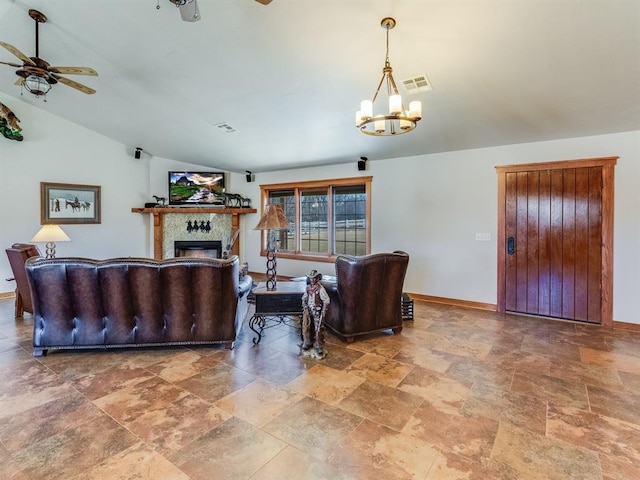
[168,171,226,206]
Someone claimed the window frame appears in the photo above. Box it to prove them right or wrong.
[259,176,372,264]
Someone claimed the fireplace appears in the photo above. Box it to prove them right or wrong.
[174,240,223,259]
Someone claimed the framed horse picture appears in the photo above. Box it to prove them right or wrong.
[40,182,101,224]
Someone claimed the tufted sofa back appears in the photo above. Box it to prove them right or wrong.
[25,256,248,355]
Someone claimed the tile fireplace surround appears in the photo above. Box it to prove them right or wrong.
[132,207,257,259]
[163,213,231,259]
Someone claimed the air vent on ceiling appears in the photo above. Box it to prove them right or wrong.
[401,74,433,94]
[215,122,237,133]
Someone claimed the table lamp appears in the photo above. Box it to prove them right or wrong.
[31,224,71,258]
[254,204,289,291]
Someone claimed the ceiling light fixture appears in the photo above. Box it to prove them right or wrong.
[356,17,422,136]
[23,73,52,97]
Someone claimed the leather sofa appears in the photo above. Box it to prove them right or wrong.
[322,251,409,342]
[25,255,252,356]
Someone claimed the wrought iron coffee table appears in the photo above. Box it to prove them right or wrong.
[248,281,305,344]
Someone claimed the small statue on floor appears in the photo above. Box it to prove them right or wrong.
[301,270,330,359]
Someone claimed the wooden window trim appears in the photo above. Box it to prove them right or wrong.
[259,176,372,263]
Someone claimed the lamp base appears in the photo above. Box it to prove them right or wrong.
[45,241,56,259]
[265,248,277,291]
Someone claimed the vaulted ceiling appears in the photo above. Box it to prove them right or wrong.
[1,0,639,172]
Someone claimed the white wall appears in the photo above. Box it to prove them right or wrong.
[0,92,150,281]
[2,92,638,324]
[232,131,640,325]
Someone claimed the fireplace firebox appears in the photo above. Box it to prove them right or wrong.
[174,240,223,259]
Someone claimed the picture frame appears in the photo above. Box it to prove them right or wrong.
[40,182,101,224]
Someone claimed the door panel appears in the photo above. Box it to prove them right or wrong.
[503,165,603,324]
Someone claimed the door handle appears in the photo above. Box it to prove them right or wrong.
[507,236,515,255]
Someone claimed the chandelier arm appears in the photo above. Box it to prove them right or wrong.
[387,72,401,96]
[370,73,386,106]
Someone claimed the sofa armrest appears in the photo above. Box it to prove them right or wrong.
[239,275,253,297]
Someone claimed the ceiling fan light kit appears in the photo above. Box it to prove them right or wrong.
[356,17,422,136]
[0,9,98,100]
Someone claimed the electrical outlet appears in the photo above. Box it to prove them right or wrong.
[475,233,491,241]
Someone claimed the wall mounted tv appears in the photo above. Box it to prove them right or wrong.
[168,171,226,206]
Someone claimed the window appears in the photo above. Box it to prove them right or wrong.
[260,177,372,263]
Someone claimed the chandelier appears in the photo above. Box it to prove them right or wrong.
[356,17,422,136]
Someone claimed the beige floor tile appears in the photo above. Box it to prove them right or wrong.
[175,361,256,402]
[2,296,638,480]
[69,442,190,480]
[328,419,438,479]
[344,352,414,387]
[547,402,640,466]
[251,445,353,480]
[490,422,602,480]
[263,396,363,460]
[398,366,471,413]
[511,370,590,409]
[10,415,139,479]
[392,342,453,373]
[215,378,304,427]
[338,379,423,431]
[169,417,286,480]
[125,393,232,455]
[403,401,499,465]
[0,391,104,453]
[462,382,547,435]
[580,346,640,374]
[286,363,364,406]
[144,349,223,382]
[94,376,191,425]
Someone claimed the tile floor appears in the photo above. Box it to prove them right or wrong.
[0,296,639,479]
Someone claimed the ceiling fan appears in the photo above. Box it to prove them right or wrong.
[164,0,273,22]
[0,9,98,98]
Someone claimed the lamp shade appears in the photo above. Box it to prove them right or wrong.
[254,204,289,231]
[31,224,71,243]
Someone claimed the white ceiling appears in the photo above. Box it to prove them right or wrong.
[1,0,639,173]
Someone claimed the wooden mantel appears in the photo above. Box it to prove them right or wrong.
[132,207,257,260]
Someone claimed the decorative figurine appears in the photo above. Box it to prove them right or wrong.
[0,101,23,141]
[301,269,330,358]
[152,195,166,206]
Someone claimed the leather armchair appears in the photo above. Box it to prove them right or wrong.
[5,243,41,318]
[323,251,409,342]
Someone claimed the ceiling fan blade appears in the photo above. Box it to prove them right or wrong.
[254,0,273,4]
[14,77,24,86]
[0,41,35,65]
[54,75,96,95]
[0,60,23,68]
[50,66,98,76]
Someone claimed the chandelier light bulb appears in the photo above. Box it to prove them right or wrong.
[374,115,385,133]
[409,100,422,119]
[389,94,402,115]
[360,100,373,119]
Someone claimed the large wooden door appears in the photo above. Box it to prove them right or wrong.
[496,157,616,326]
